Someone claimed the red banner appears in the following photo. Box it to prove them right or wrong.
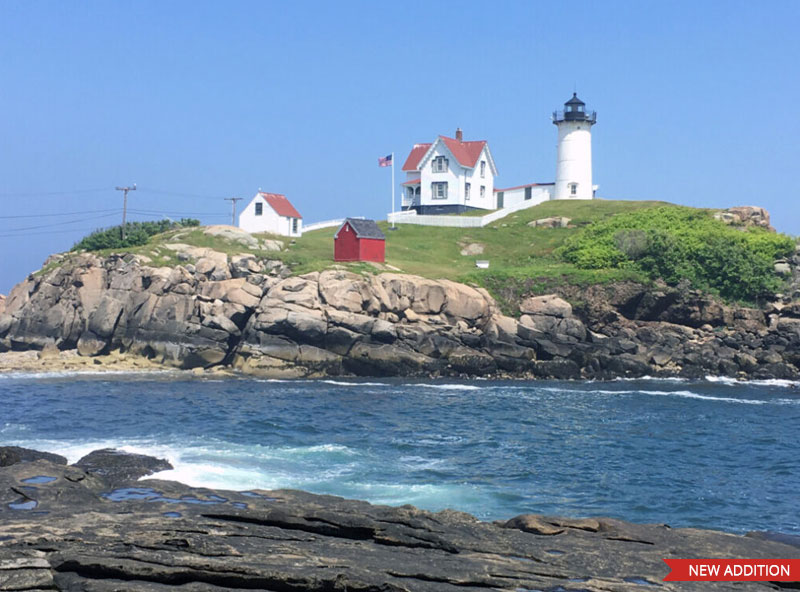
[663,559,800,581]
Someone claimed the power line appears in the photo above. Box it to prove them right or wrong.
[0,208,118,219]
[0,212,119,233]
[135,186,231,201]
[0,188,111,198]
[127,208,228,216]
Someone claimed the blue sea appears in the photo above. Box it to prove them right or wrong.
[2,373,799,535]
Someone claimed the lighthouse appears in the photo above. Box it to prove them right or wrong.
[552,93,596,200]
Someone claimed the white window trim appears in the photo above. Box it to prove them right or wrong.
[432,156,449,173]
[431,182,448,200]
[480,160,486,178]
[465,182,471,200]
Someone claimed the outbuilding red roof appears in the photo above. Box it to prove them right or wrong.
[402,178,421,186]
[259,192,302,219]
[401,136,487,171]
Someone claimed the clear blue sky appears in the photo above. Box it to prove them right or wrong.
[2,1,799,294]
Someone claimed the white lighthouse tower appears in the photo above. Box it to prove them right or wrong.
[552,93,596,200]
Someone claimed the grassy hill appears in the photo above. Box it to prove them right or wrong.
[281,200,670,283]
[64,199,795,308]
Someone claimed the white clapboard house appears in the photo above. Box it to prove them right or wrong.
[401,129,498,214]
[238,192,303,237]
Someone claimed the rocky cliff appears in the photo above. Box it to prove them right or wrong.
[1,447,798,591]
[1,243,799,379]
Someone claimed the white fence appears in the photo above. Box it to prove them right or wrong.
[301,219,345,234]
[387,193,550,228]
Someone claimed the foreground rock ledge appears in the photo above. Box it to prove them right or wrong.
[1,452,798,591]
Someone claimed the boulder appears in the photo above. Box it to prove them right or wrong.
[459,242,485,255]
[527,216,572,228]
[520,294,572,318]
[0,446,67,467]
[714,206,774,231]
[440,280,489,322]
[268,277,320,309]
[318,270,369,313]
[73,448,172,485]
[202,225,261,248]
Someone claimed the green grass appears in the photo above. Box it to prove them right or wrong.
[276,199,666,284]
[54,198,785,312]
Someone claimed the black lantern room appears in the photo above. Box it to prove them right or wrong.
[553,93,597,124]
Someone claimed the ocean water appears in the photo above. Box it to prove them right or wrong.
[1,373,799,534]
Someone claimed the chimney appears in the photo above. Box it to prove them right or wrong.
[455,128,463,141]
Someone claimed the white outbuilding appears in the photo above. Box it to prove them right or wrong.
[238,192,303,237]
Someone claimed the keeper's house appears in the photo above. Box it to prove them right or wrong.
[334,218,385,263]
[401,128,498,214]
[239,192,303,237]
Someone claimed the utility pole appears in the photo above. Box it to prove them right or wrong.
[224,197,243,226]
[115,184,136,240]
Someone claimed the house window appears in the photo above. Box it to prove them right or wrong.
[255,202,263,216]
[465,183,471,200]
[480,161,486,178]
[432,182,448,199]
[292,218,298,234]
[432,156,448,173]
[570,183,577,196]
[480,185,485,198]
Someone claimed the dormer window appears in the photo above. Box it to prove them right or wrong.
[480,161,486,178]
[432,156,448,173]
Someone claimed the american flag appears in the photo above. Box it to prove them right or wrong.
[378,154,392,167]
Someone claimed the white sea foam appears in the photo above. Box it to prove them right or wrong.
[705,376,799,388]
[416,384,483,391]
[593,388,774,405]
[539,385,795,405]
[612,375,688,383]
[319,380,389,387]
[0,369,178,380]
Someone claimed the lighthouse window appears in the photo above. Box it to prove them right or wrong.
[570,183,578,196]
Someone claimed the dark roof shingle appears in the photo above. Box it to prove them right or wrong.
[340,218,385,240]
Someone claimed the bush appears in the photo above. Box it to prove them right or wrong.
[72,219,200,252]
[558,206,794,302]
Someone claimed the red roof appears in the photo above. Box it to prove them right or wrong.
[402,178,421,186]
[401,136,487,171]
[259,192,302,218]
[494,182,555,192]
[439,136,487,168]
[402,143,432,171]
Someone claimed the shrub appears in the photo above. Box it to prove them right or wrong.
[72,219,200,252]
[558,206,794,302]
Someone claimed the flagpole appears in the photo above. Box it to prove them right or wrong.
[391,152,396,229]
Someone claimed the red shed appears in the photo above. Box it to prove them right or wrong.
[334,218,386,263]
